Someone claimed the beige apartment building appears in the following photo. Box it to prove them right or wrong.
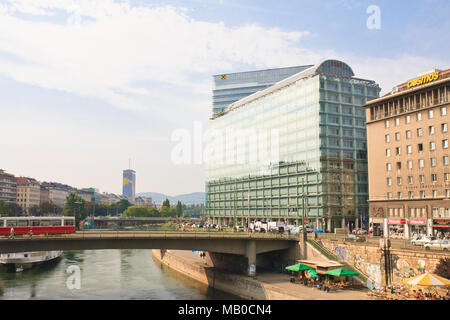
[48,188,69,208]
[16,177,41,214]
[365,69,450,239]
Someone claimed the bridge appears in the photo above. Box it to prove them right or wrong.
[0,231,301,275]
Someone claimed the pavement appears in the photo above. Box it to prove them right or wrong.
[167,250,375,300]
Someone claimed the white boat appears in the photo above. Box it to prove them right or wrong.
[0,251,63,272]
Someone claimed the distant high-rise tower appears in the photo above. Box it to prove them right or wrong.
[122,169,136,203]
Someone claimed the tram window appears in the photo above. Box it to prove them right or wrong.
[65,220,74,226]
[6,220,17,226]
[17,220,29,227]
[40,220,51,226]
[31,221,40,226]
[51,220,62,226]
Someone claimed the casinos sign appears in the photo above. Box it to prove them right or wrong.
[407,72,440,88]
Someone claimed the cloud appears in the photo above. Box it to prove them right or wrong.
[0,1,315,112]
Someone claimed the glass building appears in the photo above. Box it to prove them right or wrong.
[212,65,313,115]
[122,169,136,203]
[205,60,380,231]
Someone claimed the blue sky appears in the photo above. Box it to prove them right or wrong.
[0,0,449,196]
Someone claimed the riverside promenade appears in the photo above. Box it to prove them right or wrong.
[153,249,374,300]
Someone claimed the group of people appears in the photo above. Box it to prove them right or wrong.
[368,285,450,300]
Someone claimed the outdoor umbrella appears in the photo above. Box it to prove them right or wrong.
[285,264,315,272]
[313,229,324,233]
[325,268,359,277]
[403,273,450,287]
[307,269,318,278]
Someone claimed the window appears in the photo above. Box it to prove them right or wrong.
[387,177,392,186]
[409,191,414,199]
[407,145,412,154]
[396,147,401,155]
[418,143,423,152]
[387,192,392,200]
[429,109,434,119]
[432,190,438,198]
[385,120,390,128]
[417,128,423,137]
[445,173,450,182]
[397,177,402,185]
[398,192,403,199]
[419,175,425,183]
[430,141,436,150]
[419,159,424,168]
[395,118,400,126]
[431,157,437,166]
[446,189,450,198]
[386,163,392,171]
[396,162,402,170]
[386,149,391,157]
[444,156,449,165]
[431,173,437,182]
[442,123,448,133]
[407,160,413,169]
[443,139,449,149]
[395,132,401,141]
[385,134,390,143]
[406,130,412,139]
[441,107,447,116]
[408,176,413,184]
[429,125,435,135]
[417,113,422,121]
[420,191,425,198]
[405,115,411,124]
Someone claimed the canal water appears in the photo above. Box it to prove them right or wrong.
[0,250,240,300]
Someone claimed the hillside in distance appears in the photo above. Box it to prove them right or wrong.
[136,192,205,205]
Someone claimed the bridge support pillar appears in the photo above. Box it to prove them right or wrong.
[245,240,256,277]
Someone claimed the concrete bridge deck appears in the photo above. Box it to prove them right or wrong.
[0,231,300,257]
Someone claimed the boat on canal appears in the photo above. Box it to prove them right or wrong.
[0,251,63,272]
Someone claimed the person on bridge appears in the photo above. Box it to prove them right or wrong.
[29,229,33,238]
[9,226,14,239]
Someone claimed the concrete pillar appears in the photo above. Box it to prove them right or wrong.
[327,218,332,233]
[246,240,256,277]
[404,222,409,239]
[355,217,359,229]
[341,217,345,229]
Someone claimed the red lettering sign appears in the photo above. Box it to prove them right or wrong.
[409,219,426,225]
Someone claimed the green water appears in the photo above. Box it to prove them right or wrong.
[0,250,240,300]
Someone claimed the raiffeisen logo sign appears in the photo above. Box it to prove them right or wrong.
[407,72,440,88]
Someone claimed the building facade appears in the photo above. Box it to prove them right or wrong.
[16,177,41,214]
[122,169,136,203]
[136,196,154,207]
[48,188,69,208]
[366,68,450,239]
[212,65,313,115]
[0,169,17,203]
[206,60,380,231]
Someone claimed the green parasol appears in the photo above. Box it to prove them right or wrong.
[307,269,318,278]
[285,264,315,272]
[325,268,359,277]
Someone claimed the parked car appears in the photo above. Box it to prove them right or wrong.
[424,240,449,251]
[352,228,368,235]
[411,236,433,246]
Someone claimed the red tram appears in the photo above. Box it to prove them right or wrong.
[0,216,76,236]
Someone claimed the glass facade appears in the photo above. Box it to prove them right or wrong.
[212,65,313,115]
[205,60,380,230]
[122,169,136,203]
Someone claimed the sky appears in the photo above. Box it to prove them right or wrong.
[0,0,449,196]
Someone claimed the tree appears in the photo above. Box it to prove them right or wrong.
[434,257,450,279]
[176,201,183,217]
[63,193,87,230]
[116,199,132,214]
[40,201,59,216]
[162,198,170,208]
[29,205,41,216]
[123,206,159,218]
[0,200,22,217]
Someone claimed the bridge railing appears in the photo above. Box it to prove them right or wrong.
[0,230,300,241]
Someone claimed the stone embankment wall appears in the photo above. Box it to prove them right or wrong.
[318,239,447,288]
[151,249,300,300]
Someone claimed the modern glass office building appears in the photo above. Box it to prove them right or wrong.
[212,65,313,115]
[205,60,380,231]
[122,169,136,203]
